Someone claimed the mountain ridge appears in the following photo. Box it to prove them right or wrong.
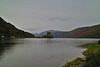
[0,17,35,38]
[66,24,100,38]
[35,24,100,38]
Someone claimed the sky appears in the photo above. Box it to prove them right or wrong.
[0,0,100,33]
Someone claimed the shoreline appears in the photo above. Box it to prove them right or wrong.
[62,42,100,67]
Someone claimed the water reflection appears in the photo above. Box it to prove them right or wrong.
[0,38,99,67]
[46,38,52,44]
[0,39,23,60]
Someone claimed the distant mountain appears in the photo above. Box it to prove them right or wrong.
[34,33,39,37]
[35,30,69,38]
[35,24,100,38]
[66,24,100,38]
[0,17,35,38]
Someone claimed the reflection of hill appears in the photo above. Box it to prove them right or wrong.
[0,39,22,60]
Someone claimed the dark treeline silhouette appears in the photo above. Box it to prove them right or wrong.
[0,17,35,39]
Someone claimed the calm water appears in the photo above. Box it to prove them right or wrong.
[0,38,99,67]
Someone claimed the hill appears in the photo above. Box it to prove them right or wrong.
[66,24,100,38]
[0,17,35,38]
[35,24,100,38]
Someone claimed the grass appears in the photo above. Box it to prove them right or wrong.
[84,50,100,67]
[63,42,100,67]
[62,58,85,67]
[83,43,100,56]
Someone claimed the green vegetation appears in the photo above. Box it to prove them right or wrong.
[84,51,100,67]
[83,43,100,67]
[62,58,85,67]
[63,42,100,67]
[83,43,100,56]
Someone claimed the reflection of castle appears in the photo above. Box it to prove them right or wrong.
[41,32,53,38]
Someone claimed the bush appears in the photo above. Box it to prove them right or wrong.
[84,51,100,67]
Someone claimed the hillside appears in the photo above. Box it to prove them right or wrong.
[35,24,100,38]
[0,17,35,38]
[66,24,100,38]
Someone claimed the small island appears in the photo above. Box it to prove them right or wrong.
[37,32,53,38]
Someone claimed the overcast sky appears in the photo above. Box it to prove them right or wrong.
[0,0,100,33]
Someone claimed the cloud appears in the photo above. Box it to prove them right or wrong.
[48,16,74,22]
[25,28,42,31]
